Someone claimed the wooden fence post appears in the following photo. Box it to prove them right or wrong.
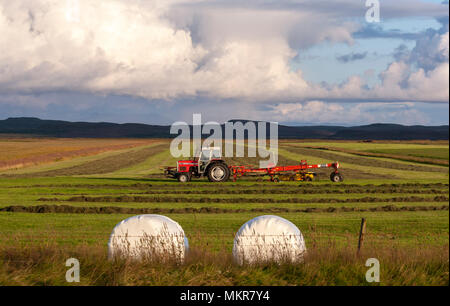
[357,218,367,254]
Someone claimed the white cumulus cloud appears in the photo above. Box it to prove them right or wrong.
[0,0,448,110]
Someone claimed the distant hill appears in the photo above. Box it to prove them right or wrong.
[0,117,448,140]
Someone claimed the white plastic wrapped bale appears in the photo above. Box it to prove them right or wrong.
[108,214,189,261]
[233,215,306,265]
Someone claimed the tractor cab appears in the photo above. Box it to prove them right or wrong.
[196,147,222,163]
[196,146,222,161]
[197,147,222,172]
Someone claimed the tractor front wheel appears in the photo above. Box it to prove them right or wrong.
[178,173,191,183]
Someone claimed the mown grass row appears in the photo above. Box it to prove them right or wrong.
[4,201,445,211]
[39,195,448,204]
[31,188,448,195]
[2,204,448,215]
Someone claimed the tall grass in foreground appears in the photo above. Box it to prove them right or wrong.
[0,241,447,286]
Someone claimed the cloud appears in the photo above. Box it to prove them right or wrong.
[181,0,447,20]
[264,101,430,125]
[0,0,448,115]
[0,0,363,102]
[354,24,422,40]
[336,52,368,63]
[393,44,411,62]
[410,30,449,71]
[2,93,443,126]
[367,22,449,102]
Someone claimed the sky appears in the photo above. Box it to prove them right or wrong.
[0,0,448,126]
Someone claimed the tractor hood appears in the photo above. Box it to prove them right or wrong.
[177,160,197,165]
[177,160,198,172]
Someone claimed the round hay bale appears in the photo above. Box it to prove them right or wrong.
[108,214,189,261]
[233,215,306,265]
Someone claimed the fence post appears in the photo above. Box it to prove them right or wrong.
[357,218,366,254]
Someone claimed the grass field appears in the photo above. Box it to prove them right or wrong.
[366,148,449,160]
[0,138,448,285]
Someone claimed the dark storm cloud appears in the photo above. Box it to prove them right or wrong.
[354,24,422,40]
[336,52,368,63]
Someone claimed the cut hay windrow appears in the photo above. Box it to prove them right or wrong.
[41,188,449,196]
[1,204,448,214]
[39,195,449,204]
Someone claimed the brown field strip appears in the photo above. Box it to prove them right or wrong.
[1,204,448,214]
[0,139,157,171]
[2,144,168,177]
[38,195,449,204]
[282,145,449,173]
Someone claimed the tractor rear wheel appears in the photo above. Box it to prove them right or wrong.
[330,172,343,182]
[178,173,191,183]
[207,163,230,182]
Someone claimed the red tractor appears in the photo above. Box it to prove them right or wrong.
[164,147,343,183]
[164,147,230,182]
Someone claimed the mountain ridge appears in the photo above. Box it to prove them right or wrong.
[0,117,448,140]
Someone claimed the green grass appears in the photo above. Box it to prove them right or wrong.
[282,142,449,167]
[279,147,449,180]
[1,209,448,286]
[0,176,447,210]
[0,210,448,249]
[0,140,448,286]
[284,142,448,152]
[1,242,447,285]
[91,148,179,177]
[366,148,449,161]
